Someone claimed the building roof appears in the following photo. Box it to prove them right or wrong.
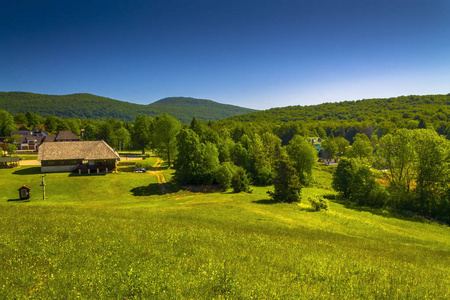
[38,140,120,161]
[11,130,31,136]
[0,157,20,162]
[20,135,45,144]
[55,131,79,141]
[43,135,56,142]
[18,185,31,190]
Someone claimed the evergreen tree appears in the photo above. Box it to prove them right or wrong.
[231,167,252,193]
[268,147,301,203]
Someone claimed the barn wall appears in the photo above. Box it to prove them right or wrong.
[41,165,77,173]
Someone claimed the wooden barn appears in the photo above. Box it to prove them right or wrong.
[37,140,120,173]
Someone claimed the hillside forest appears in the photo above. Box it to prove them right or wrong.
[0,92,256,123]
[1,93,449,223]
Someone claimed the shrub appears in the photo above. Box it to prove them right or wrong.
[255,165,273,186]
[309,196,329,211]
[231,167,252,193]
[214,163,234,191]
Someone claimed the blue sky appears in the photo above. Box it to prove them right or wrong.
[1,0,449,110]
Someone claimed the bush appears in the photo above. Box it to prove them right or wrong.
[309,196,329,211]
[214,163,234,191]
[231,167,252,193]
[255,165,273,186]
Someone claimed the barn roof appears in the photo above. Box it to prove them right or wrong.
[37,140,120,161]
[55,131,79,141]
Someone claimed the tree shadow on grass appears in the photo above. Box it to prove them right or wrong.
[12,167,41,175]
[130,183,162,196]
[328,194,447,225]
[131,182,182,196]
[252,199,281,205]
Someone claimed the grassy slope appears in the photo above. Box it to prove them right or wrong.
[0,92,256,123]
[0,165,449,299]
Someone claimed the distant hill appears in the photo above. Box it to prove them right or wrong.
[228,94,450,124]
[0,92,256,123]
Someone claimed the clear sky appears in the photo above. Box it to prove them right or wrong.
[1,0,449,110]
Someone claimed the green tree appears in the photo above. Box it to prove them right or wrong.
[97,121,114,144]
[131,114,153,154]
[5,134,21,145]
[332,157,358,199]
[176,129,220,185]
[44,116,60,133]
[175,129,205,184]
[153,113,181,167]
[112,127,131,151]
[321,138,338,162]
[268,147,301,203]
[350,165,386,207]
[347,133,373,160]
[6,144,17,156]
[375,129,416,208]
[286,135,317,185]
[25,111,42,128]
[334,136,350,160]
[0,110,16,136]
[231,167,252,193]
[214,163,234,191]
[14,113,28,125]
[411,129,450,215]
[83,123,100,141]
[65,119,81,136]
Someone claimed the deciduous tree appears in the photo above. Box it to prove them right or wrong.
[153,113,181,167]
[286,135,317,185]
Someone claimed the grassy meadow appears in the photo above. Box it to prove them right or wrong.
[1,162,449,299]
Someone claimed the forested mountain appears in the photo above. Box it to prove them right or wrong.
[0,92,256,123]
[230,94,450,124]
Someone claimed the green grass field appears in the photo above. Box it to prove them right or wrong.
[1,163,449,299]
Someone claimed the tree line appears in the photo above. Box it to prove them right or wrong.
[1,108,449,223]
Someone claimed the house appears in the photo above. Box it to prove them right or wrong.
[10,126,48,151]
[308,137,323,152]
[19,135,45,151]
[38,140,120,173]
[54,131,80,142]
[42,131,80,143]
[11,128,32,137]
[32,126,48,137]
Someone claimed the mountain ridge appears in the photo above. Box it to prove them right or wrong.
[0,92,256,123]
[227,93,450,124]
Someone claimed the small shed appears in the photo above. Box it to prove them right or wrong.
[0,157,20,168]
[18,185,31,200]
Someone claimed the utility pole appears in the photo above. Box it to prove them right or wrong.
[40,174,46,200]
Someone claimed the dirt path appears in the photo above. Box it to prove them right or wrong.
[19,160,40,166]
[151,159,167,193]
